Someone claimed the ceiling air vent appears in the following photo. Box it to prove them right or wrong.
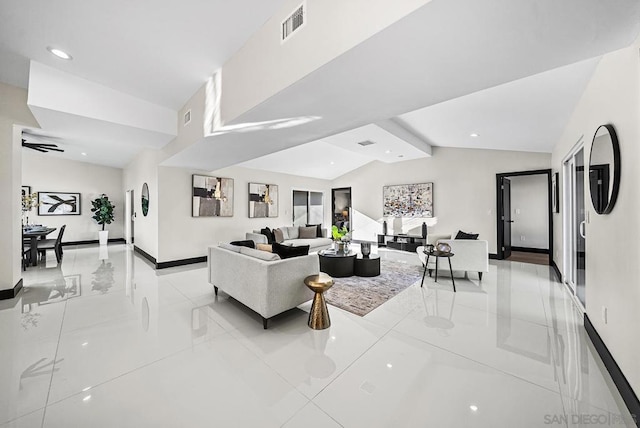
[281,2,306,43]
[357,140,376,147]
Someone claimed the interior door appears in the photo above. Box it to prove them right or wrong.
[125,190,134,245]
[575,149,586,306]
[501,177,513,259]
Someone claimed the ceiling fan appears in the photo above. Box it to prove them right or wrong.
[21,130,64,153]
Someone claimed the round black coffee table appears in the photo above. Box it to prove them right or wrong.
[318,251,356,277]
[354,254,380,277]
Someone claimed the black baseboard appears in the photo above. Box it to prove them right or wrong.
[511,246,549,254]
[489,253,498,260]
[62,238,125,246]
[134,245,157,266]
[132,246,205,270]
[0,279,23,301]
[157,256,207,269]
[551,260,562,282]
[584,314,640,424]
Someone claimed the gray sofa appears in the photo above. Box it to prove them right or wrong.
[208,244,318,329]
[246,226,332,252]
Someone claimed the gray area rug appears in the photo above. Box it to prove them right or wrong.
[324,260,423,317]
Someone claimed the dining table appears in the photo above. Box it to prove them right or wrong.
[23,227,57,267]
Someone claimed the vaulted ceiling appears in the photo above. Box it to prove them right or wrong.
[2,0,639,174]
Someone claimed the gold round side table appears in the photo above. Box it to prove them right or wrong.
[304,273,335,330]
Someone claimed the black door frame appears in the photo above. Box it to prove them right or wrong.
[495,169,553,264]
[331,187,352,230]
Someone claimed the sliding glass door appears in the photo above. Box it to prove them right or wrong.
[563,147,586,307]
[293,190,323,226]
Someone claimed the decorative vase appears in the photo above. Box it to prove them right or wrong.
[422,222,427,238]
[382,220,387,235]
[99,230,109,246]
[361,242,371,257]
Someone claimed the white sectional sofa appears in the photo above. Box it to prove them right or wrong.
[417,233,489,280]
[208,244,318,328]
[246,226,332,252]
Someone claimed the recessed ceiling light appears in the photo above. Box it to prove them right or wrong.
[47,46,73,60]
[470,133,479,137]
[81,152,87,156]
[82,395,92,402]
[330,161,335,165]
[386,363,393,369]
[385,150,391,154]
[469,405,478,412]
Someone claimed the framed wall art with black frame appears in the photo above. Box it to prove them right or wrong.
[38,192,81,216]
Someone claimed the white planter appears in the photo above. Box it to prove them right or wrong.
[98,230,109,246]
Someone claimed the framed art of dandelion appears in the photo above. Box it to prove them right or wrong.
[38,192,81,216]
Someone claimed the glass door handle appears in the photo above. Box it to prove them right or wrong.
[579,221,586,239]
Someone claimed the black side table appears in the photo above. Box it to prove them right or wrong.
[354,254,380,277]
[421,251,456,292]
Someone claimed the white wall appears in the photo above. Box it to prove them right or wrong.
[22,152,124,242]
[509,175,549,249]
[221,0,430,123]
[123,149,159,259]
[332,147,551,253]
[551,38,640,396]
[157,165,332,262]
[0,83,39,292]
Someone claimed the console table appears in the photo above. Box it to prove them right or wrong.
[377,234,426,252]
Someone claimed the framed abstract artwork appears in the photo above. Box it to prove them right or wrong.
[38,192,81,216]
[383,183,433,217]
[192,175,234,217]
[248,183,278,218]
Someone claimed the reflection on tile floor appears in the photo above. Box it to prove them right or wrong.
[0,244,634,427]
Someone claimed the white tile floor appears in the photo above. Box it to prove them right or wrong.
[0,244,634,427]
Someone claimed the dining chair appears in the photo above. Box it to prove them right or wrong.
[22,232,31,270]
[38,225,66,263]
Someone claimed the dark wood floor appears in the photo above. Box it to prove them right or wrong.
[507,251,550,265]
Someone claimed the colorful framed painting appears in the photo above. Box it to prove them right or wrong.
[38,192,81,216]
[192,175,234,217]
[248,183,278,218]
[383,183,433,218]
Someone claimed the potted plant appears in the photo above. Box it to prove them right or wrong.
[91,194,115,245]
[21,192,39,227]
[331,225,351,253]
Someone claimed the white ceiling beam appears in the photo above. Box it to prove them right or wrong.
[375,118,432,156]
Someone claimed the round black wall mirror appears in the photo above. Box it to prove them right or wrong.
[141,183,149,216]
[589,124,620,214]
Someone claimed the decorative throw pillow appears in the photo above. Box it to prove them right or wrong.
[280,227,290,240]
[284,226,298,239]
[256,243,273,252]
[306,224,323,238]
[455,230,479,240]
[239,246,281,261]
[260,227,275,244]
[218,242,241,253]
[273,228,285,243]
[272,242,310,259]
[230,240,256,249]
[298,226,317,239]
